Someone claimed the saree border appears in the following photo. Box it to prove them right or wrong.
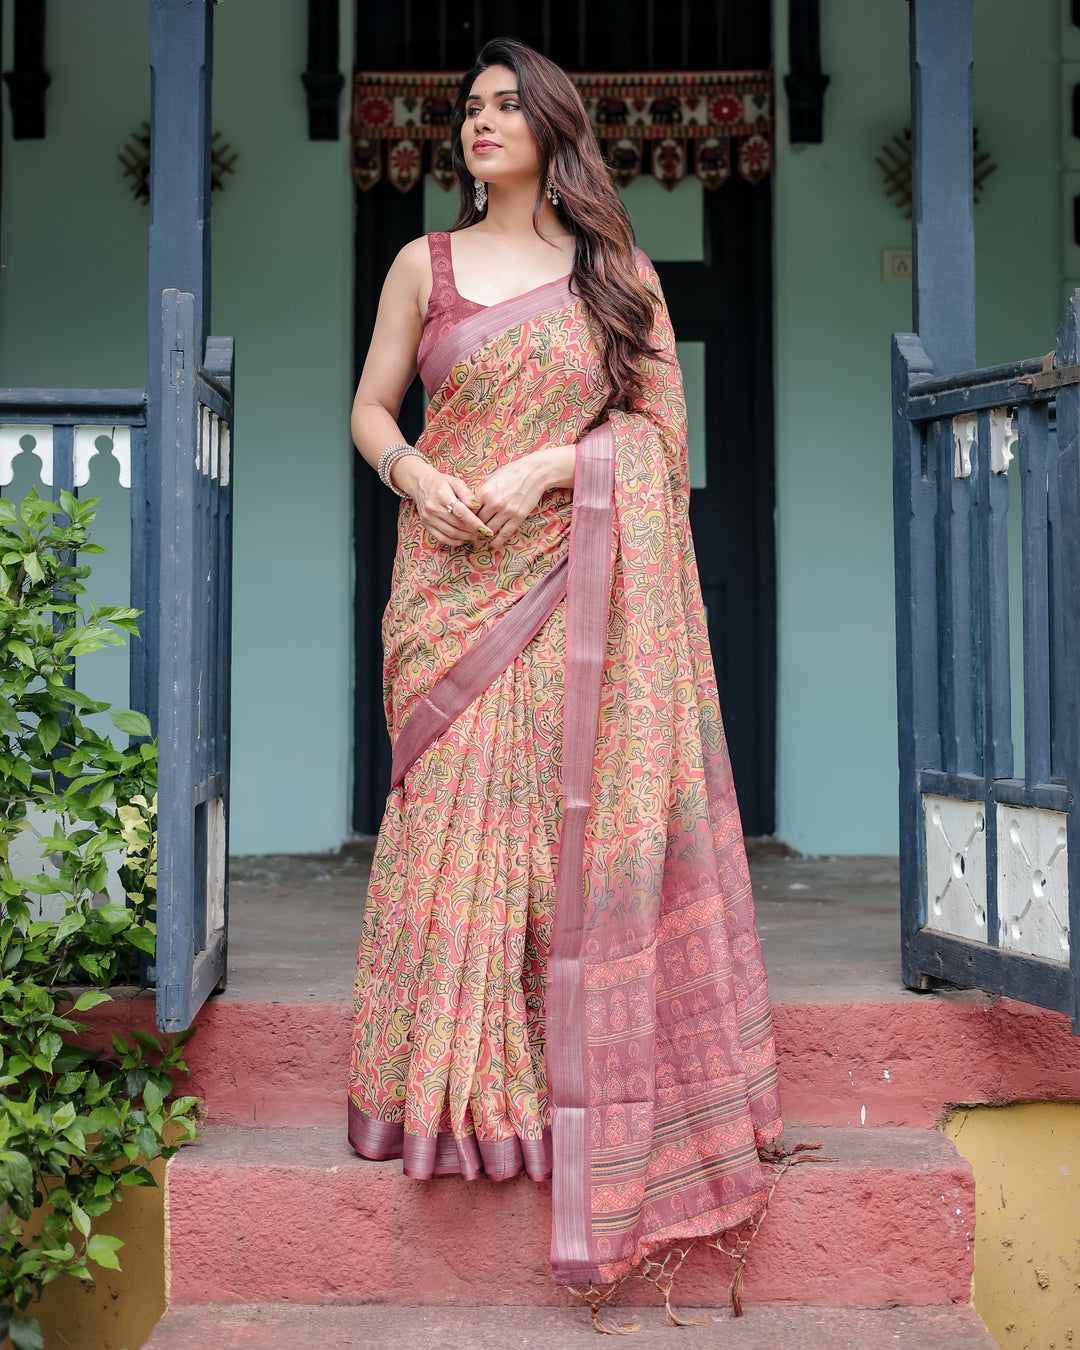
[547,421,615,1284]
[348,1101,553,1183]
[390,554,568,789]
[418,274,576,396]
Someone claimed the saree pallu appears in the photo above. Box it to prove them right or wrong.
[348,255,783,1288]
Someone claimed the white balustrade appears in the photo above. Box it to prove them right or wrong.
[952,413,977,478]
[0,425,53,485]
[988,407,1017,475]
[73,425,132,488]
[0,424,132,489]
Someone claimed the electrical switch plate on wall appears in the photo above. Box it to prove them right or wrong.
[882,248,913,281]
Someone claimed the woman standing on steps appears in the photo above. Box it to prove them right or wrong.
[347,36,782,1307]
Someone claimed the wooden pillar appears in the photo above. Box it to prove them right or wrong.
[302,0,345,140]
[4,0,50,139]
[784,0,829,144]
[136,0,214,729]
[910,0,976,374]
[147,0,213,355]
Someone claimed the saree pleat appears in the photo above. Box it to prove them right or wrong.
[349,630,563,1182]
[349,253,781,1287]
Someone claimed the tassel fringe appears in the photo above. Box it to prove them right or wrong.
[569,1137,831,1333]
[636,1241,708,1327]
[712,1138,832,1317]
[566,1279,641,1335]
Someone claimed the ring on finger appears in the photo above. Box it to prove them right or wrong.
[444,501,455,515]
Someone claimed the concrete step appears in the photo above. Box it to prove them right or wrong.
[144,1302,997,1349]
[76,992,1080,1129]
[165,1124,974,1309]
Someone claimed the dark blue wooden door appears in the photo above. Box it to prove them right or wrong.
[152,292,234,1033]
[894,326,1080,1029]
[351,0,776,837]
[145,1,235,1033]
[895,0,1080,1030]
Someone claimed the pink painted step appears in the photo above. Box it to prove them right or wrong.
[774,997,1080,1127]
[145,1302,996,1350]
[166,1125,974,1309]
[75,994,1080,1130]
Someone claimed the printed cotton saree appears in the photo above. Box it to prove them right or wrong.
[348,251,783,1289]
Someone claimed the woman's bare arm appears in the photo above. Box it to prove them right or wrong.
[351,239,488,546]
[350,240,425,473]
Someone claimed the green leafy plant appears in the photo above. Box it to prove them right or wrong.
[0,488,196,1350]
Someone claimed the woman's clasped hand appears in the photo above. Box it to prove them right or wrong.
[393,442,575,549]
[392,458,488,548]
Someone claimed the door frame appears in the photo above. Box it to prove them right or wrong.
[350,7,776,837]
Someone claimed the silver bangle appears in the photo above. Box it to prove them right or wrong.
[376,442,425,497]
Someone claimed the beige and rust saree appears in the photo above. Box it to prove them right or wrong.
[348,253,782,1289]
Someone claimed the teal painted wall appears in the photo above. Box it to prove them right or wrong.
[0,0,356,854]
[771,0,1061,853]
[0,2,148,387]
[213,1,355,853]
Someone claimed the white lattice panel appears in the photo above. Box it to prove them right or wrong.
[924,794,988,941]
[219,423,231,486]
[207,795,227,933]
[199,406,212,475]
[997,804,1070,963]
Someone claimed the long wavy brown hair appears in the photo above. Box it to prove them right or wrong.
[450,37,659,404]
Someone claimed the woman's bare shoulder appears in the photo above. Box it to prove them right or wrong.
[398,234,434,264]
[386,235,433,285]
[379,236,435,318]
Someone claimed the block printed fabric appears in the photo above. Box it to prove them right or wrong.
[348,248,782,1287]
[351,70,773,193]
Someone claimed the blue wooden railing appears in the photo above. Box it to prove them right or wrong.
[894,293,1080,1030]
[0,294,235,1033]
[0,388,148,704]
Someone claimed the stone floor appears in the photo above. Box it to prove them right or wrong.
[146,1302,997,1350]
[223,841,983,1007]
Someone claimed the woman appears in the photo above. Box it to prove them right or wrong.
[348,37,782,1299]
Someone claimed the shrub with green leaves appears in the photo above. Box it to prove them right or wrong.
[0,488,196,1350]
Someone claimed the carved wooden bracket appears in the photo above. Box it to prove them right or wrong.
[302,0,345,141]
[784,0,829,144]
[4,0,50,140]
[877,127,996,219]
[120,121,237,203]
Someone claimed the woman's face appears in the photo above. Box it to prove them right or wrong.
[461,64,541,186]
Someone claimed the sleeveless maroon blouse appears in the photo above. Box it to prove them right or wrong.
[417,232,486,372]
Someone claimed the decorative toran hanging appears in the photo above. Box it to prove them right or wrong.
[351,70,772,194]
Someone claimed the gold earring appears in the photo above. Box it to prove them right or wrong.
[545,176,560,207]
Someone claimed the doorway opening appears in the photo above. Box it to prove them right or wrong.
[351,0,776,836]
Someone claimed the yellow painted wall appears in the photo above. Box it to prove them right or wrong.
[946,1103,1080,1350]
[9,1156,166,1350]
